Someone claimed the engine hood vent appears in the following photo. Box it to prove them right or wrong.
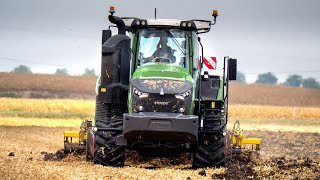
[131,79,192,94]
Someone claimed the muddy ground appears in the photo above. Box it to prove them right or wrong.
[0,126,319,179]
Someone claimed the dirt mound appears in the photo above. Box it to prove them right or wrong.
[38,149,320,179]
[126,151,192,169]
[258,156,320,179]
[211,153,319,179]
[41,150,67,161]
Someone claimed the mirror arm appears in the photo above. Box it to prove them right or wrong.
[197,37,204,118]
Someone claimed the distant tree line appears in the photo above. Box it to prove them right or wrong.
[11,65,32,74]
[55,68,69,75]
[234,70,319,89]
[9,64,319,88]
[11,65,96,76]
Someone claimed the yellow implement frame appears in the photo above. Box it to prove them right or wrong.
[64,120,91,152]
[231,120,261,153]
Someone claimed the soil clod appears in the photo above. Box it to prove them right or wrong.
[42,149,67,161]
[198,169,206,176]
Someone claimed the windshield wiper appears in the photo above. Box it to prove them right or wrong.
[164,28,186,55]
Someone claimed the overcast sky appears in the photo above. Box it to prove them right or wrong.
[0,0,319,83]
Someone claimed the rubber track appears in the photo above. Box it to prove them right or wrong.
[93,98,126,167]
[193,133,226,168]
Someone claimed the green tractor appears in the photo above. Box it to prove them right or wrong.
[88,8,238,168]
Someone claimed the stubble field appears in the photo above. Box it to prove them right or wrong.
[0,126,319,179]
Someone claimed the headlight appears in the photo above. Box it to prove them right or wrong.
[133,87,149,98]
[178,107,185,113]
[175,90,191,100]
[138,105,144,112]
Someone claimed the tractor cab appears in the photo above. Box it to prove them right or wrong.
[118,18,214,114]
[130,28,192,82]
[135,28,188,68]
[121,17,213,76]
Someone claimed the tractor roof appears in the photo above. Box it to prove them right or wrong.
[121,17,212,34]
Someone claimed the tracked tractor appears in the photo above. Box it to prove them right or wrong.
[64,7,260,168]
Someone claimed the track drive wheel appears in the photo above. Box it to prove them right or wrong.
[93,98,125,167]
[192,132,227,168]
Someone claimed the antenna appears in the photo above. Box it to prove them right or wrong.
[155,8,157,20]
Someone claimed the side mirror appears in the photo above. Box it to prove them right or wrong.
[228,58,237,81]
[102,30,112,45]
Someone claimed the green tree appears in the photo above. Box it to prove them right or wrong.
[55,68,69,75]
[302,78,319,88]
[235,71,246,84]
[255,72,278,85]
[284,74,303,87]
[11,65,32,74]
[83,68,96,76]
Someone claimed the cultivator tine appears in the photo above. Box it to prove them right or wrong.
[63,120,91,153]
[231,120,261,154]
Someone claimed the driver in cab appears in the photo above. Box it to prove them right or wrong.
[144,36,176,63]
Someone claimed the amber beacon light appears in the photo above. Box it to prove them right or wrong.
[109,6,115,15]
[212,10,218,17]
[211,9,219,25]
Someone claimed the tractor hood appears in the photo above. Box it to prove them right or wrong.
[131,63,193,82]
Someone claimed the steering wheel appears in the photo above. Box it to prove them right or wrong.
[153,57,172,63]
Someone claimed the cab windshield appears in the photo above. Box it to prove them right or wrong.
[137,28,189,69]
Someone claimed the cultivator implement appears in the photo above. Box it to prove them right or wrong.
[64,119,261,156]
[63,120,92,153]
[231,120,261,154]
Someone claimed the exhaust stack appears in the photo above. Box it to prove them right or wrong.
[108,15,125,35]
